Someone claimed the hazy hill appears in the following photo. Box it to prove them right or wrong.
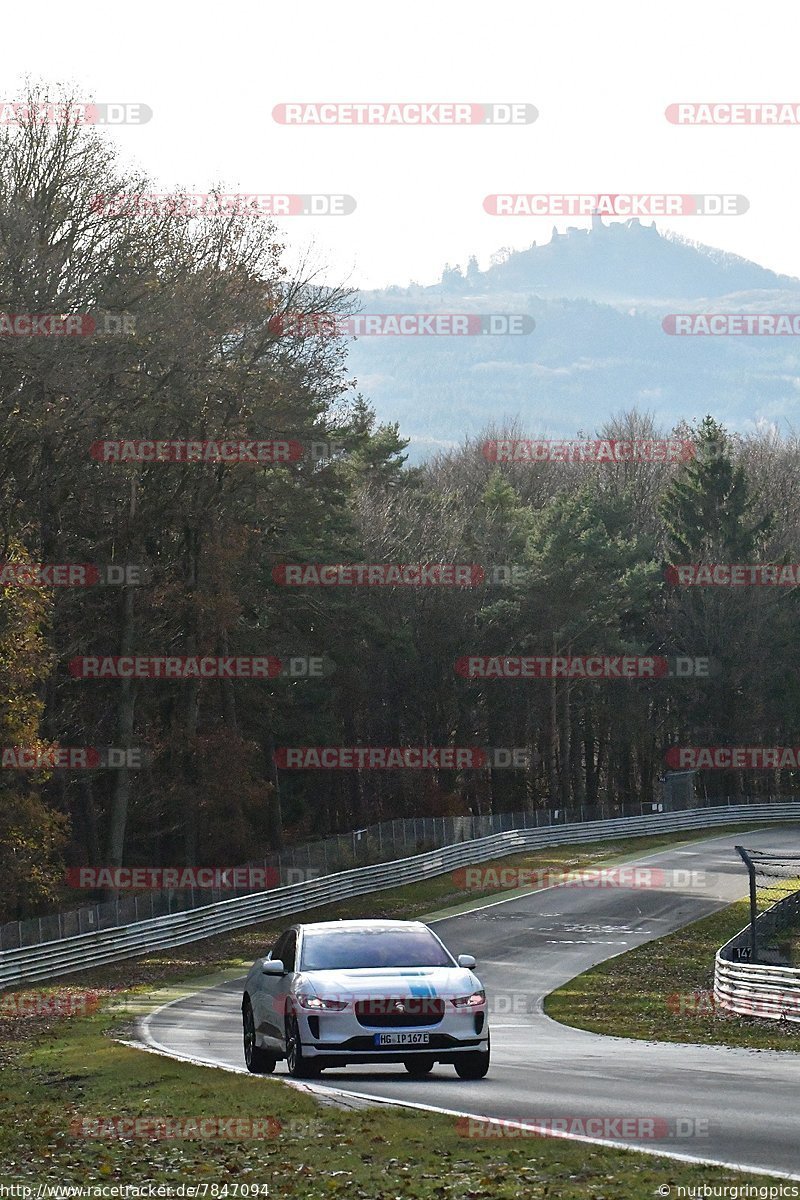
[345,218,800,460]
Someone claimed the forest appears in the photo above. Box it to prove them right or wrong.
[1,90,799,921]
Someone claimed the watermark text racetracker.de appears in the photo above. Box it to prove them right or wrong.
[483,194,748,216]
[274,746,531,769]
[666,101,800,124]
[665,746,800,770]
[268,313,533,336]
[0,312,136,336]
[91,192,355,217]
[452,865,708,892]
[1,746,147,769]
[66,865,321,891]
[67,656,331,679]
[455,1115,710,1140]
[273,101,537,125]
[65,866,282,890]
[70,1116,281,1140]
[0,100,152,125]
[456,655,712,679]
[0,990,100,1019]
[272,563,534,587]
[667,989,800,1018]
[666,563,800,586]
[664,314,800,335]
[0,562,150,586]
[483,439,694,463]
[89,440,348,464]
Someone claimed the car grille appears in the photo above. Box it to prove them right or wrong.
[355,997,445,1027]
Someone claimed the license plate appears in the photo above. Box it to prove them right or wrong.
[374,1031,430,1047]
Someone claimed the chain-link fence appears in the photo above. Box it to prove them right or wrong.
[735,846,800,963]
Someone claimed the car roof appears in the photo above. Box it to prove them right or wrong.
[297,919,430,933]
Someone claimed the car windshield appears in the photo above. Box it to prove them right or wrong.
[299,927,454,970]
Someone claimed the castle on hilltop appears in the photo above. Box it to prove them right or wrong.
[548,212,658,243]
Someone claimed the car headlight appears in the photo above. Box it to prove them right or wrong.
[296,994,348,1011]
[451,990,486,1008]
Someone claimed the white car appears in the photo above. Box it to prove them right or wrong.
[242,918,490,1079]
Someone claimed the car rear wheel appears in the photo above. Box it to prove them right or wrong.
[454,1038,490,1080]
[242,998,277,1074]
[404,1056,434,1077]
[285,1014,321,1079]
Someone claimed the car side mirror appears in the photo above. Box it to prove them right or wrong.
[262,959,286,976]
[457,954,476,969]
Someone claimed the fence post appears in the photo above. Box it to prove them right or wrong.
[736,845,758,963]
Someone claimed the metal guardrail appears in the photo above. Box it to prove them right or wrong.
[2,801,799,991]
[715,953,800,1022]
[715,887,800,1023]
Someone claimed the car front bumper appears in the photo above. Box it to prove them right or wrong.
[296,1007,489,1061]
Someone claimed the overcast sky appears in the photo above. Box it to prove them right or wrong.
[5,0,800,290]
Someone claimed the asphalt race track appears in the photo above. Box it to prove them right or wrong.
[137,828,800,1177]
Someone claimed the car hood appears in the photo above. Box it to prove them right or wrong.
[296,967,481,998]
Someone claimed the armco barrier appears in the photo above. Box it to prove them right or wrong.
[2,802,799,990]
[715,886,800,1023]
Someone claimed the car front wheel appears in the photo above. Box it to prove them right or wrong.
[242,998,277,1074]
[285,1014,321,1079]
[454,1038,490,1080]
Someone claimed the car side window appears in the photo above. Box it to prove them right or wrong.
[282,932,297,972]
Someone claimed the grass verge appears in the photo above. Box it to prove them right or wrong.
[545,899,800,1051]
[1,1015,792,1196]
